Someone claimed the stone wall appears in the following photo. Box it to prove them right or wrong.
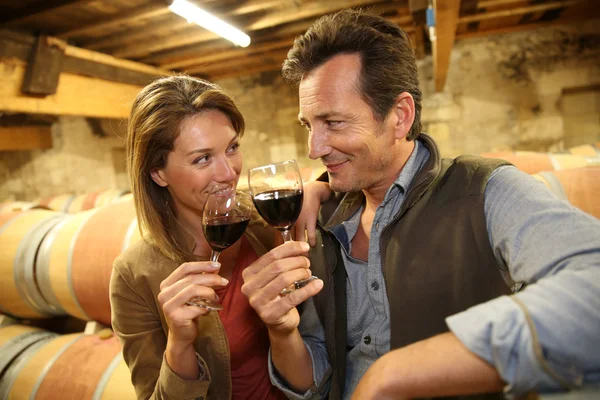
[1,21,599,201]
[1,118,128,201]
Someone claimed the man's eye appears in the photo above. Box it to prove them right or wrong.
[326,120,342,127]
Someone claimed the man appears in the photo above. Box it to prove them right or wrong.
[241,9,600,400]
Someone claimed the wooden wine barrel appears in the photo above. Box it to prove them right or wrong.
[532,166,600,219]
[0,202,41,213]
[0,331,136,400]
[37,194,76,213]
[67,189,130,214]
[36,200,142,325]
[94,189,130,208]
[481,151,593,174]
[0,325,58,379]
[0,210,67,319]
[66,192,101,214]
[566,143,600,157]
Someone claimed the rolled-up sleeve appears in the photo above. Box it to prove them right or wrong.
[269,297,332,399]
[447,166,600,396]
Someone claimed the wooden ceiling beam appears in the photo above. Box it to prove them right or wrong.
[47,37,171,76]
[85,0,285,51]
[0,0,93,25]
[456,16,590,39]
[432,0,461,92]
[0,126,53,151]
[409,0,428,24]
[57,4,170,39]
[162,37,295,70]
[209,62,284,81]
[186,49,289,75]
[1,30,170,87]
[85,19,189,51]
[0,60,142,118]
[113,0,388,59]
[413,25,426,59]
[477,0,531,8]
[246,0,386,31]
[459,0,584,23]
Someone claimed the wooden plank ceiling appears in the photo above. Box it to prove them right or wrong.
[0,0,597,85]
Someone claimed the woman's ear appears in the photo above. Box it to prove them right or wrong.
[150,169,168,187]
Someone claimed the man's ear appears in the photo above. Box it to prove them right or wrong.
[150,169,168,187]
[392,92,416,140]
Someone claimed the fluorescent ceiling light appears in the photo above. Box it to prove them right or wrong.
[169,0,251,47]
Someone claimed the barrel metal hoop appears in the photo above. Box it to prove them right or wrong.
[35,216,74,314]
[91,352,123,400]
[14,214,66,316]
[0,331,57,376]
[0,336,57,399]
[28,334,83,400]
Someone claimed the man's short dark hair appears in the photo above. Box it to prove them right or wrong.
[282,9,422,140]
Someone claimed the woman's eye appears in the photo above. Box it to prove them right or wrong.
[193,155,210,164]
[227,142,240,153]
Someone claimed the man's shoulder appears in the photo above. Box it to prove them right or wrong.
[435,155,511,198]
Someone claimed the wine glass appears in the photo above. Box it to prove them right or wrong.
[185,186,252,311]
[247,159,318,295]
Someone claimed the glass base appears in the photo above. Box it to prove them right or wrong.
[280,276,319,296]
[185,297,223,311]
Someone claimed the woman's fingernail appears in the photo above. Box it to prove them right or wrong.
[210,262,221,269]
[221,278,229,285]
[301,242,310,251]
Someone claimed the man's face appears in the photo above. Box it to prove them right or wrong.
[298,53,399,193]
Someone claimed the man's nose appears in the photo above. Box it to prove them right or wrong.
[307,129,331,160]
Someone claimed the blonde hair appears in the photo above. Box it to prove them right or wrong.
[127,75,245,263]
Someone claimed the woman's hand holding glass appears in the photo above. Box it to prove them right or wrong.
[158,261,229,345]
[185,187,251,311]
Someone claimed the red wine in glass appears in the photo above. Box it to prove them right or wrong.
[252,189,303,231]
[204,216,250,253]
[186,187,252,311]
[248,160,318,295]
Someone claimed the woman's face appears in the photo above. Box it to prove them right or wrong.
[150,109,242,219]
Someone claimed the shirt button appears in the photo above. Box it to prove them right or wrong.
[376,222,380,230]
[363,335,371,345]
[371,281,379,291]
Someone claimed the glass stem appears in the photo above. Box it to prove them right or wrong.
[210,250,221,263]
[281,229,292,242]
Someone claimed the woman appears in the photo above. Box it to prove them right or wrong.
[110,75,325,400]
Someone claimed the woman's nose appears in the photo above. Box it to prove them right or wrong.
[214,156,236,183]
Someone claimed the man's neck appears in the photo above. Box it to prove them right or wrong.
[362,140,416,212]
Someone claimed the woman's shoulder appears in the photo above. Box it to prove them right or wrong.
[113,239,174,282]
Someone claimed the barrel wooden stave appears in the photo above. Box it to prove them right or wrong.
[481,151,591,174]
[0,210,65,319]
[0,325,57,378]
[71,200,138,325]
[533,166,600,219]
[40,211,98,321]
[1,332,135,400]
